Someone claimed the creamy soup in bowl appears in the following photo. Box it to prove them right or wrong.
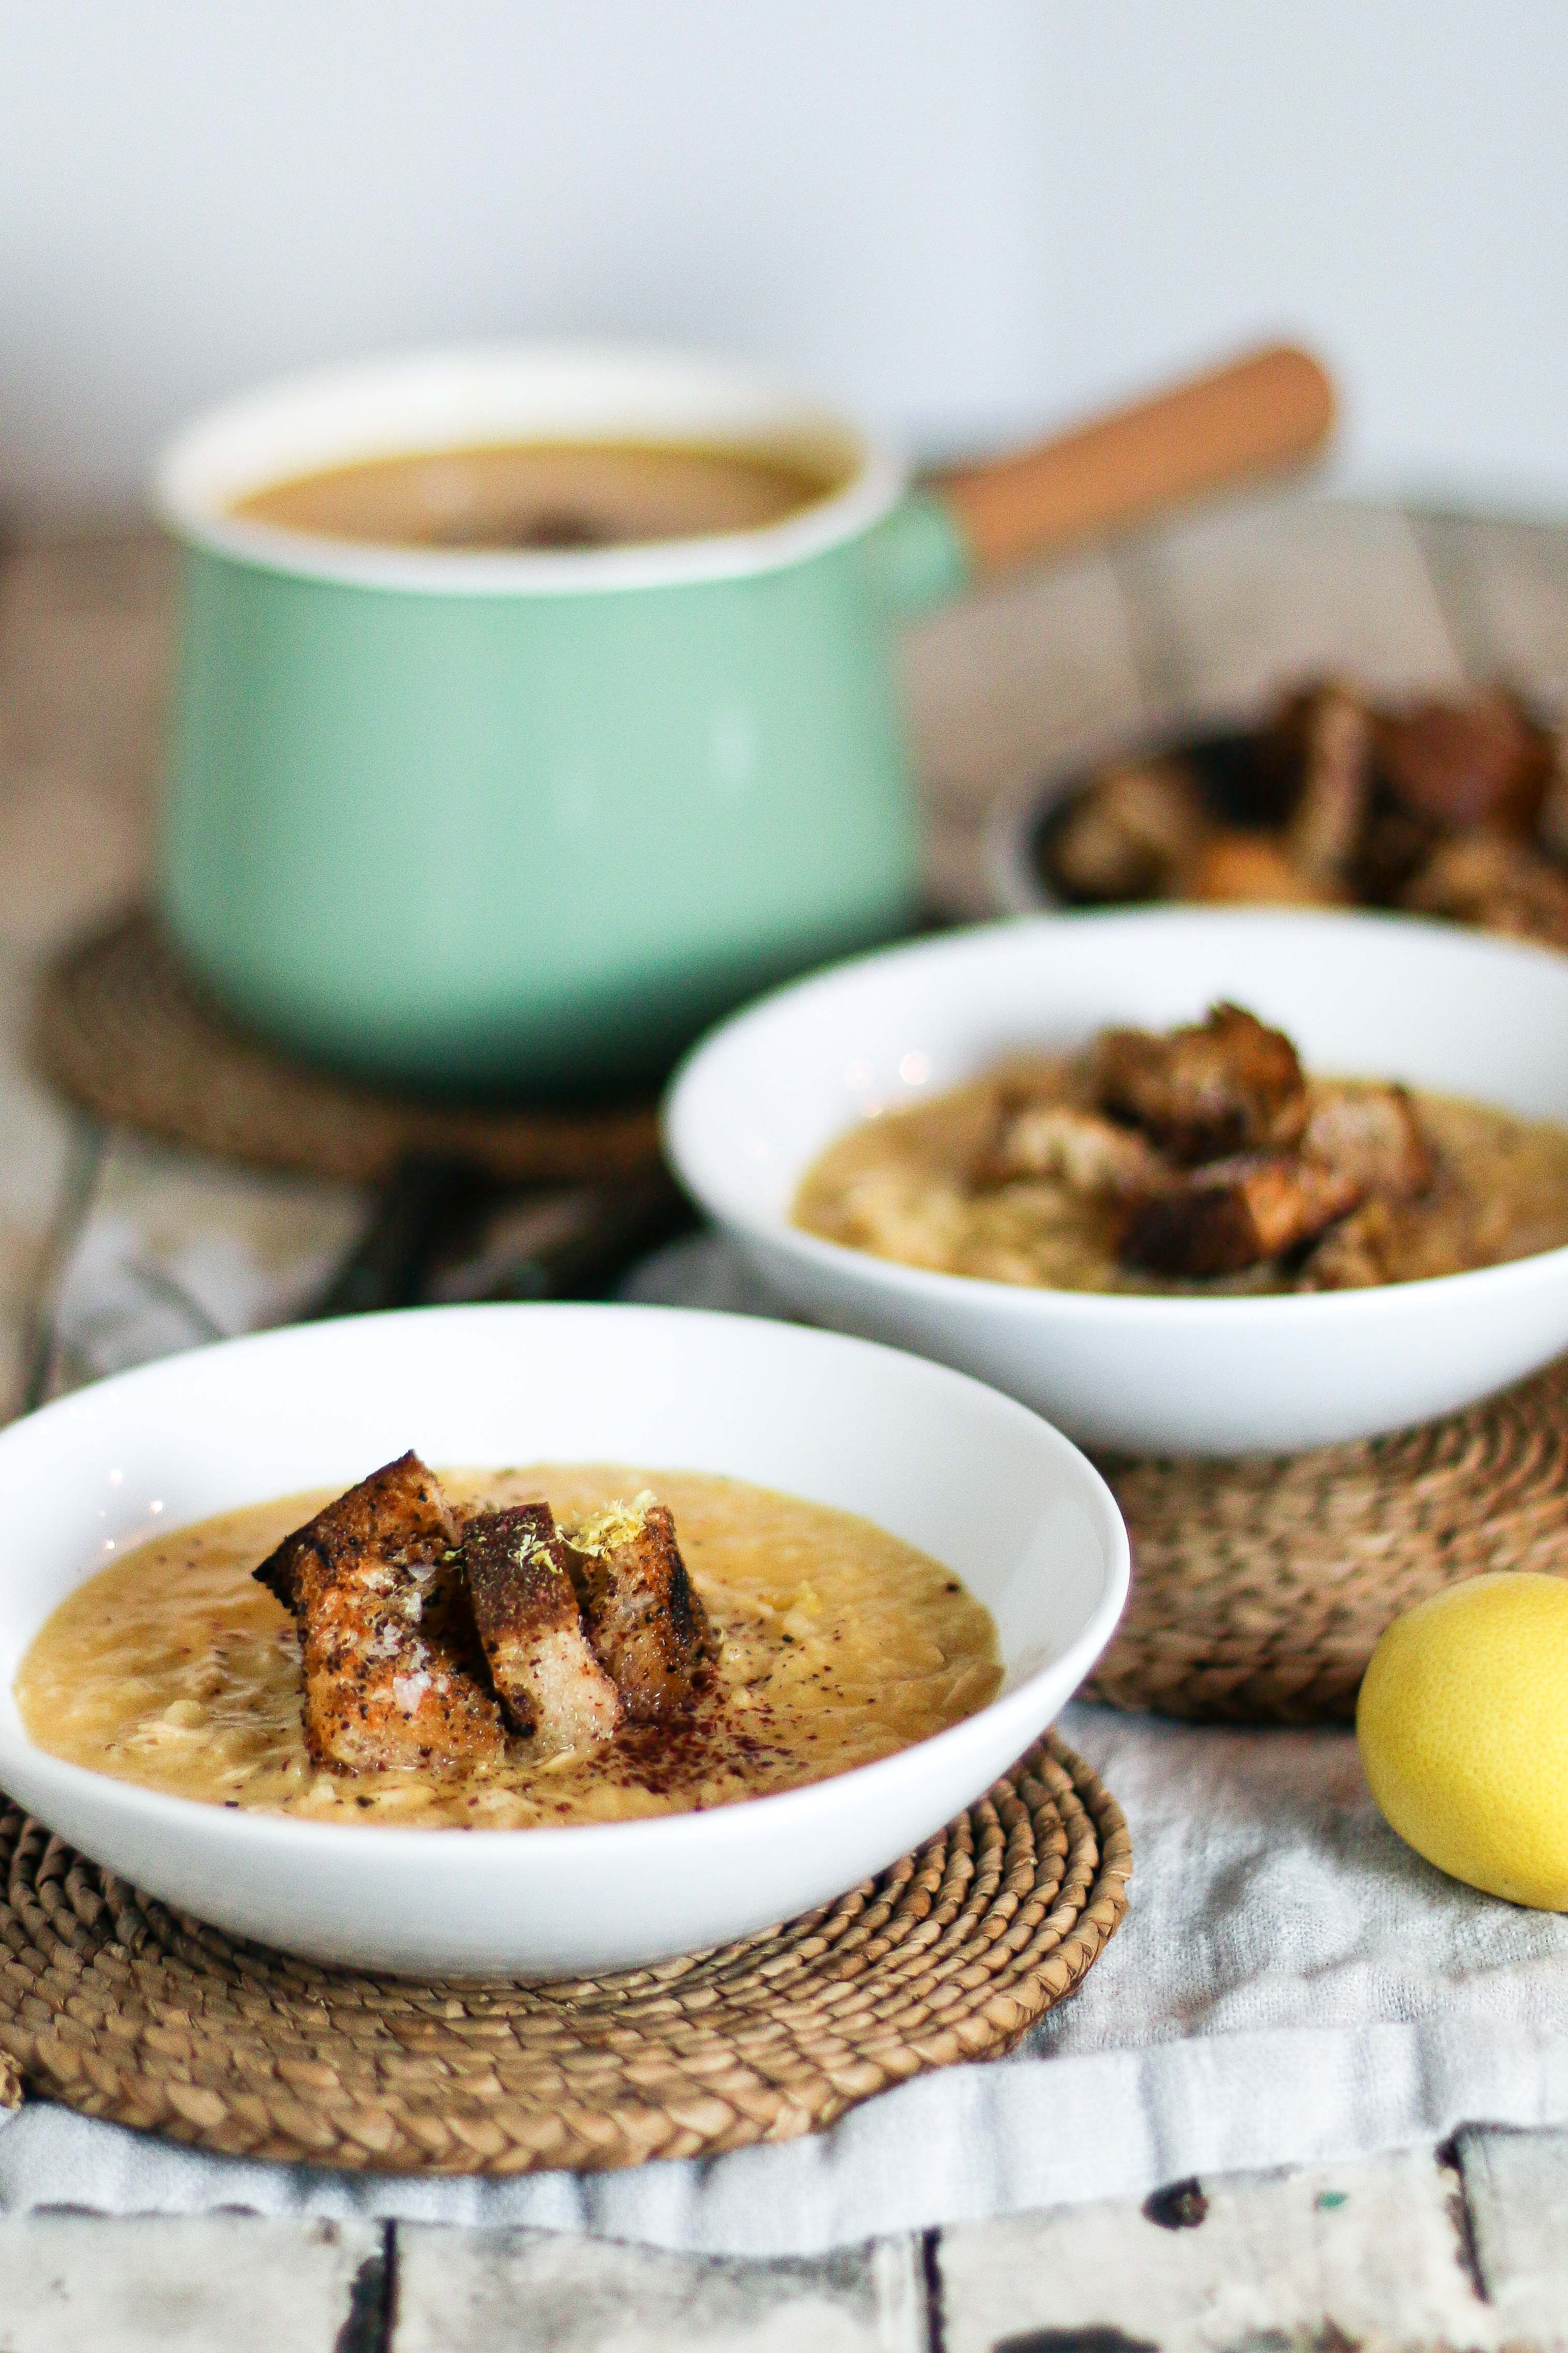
[0,1303,1126,1978]
[18,1465,1000,1830]
[665,907,1568,1456]
[794,1002,1568,1296]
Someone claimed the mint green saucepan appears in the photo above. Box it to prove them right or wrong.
[156,343,1331,1094]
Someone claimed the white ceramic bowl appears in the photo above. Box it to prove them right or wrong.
[0,1303,1126,1979]
[665,907,1568,1456]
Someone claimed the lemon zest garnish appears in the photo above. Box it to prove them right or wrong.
[565,1490,658,1556]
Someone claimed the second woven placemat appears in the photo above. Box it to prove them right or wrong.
[1086,1355,1568,1725]
[0,1733,1128,2175]
[34,908,660,1186]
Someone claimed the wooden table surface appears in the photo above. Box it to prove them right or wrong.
[3,498,1568,2348]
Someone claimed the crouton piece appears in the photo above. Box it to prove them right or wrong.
[1120,1152,1363,1279]
[254,1451,503,1774]
[1301,1082,1433,1203]
[1283,685,1373,891]
[1537,734,1568,861]
[1400,830,1568,951]
[255,1449,452,1613]
[1352,802,1439,906]
[1176,831,1331,907]
[563,1493,712,1724]
[1296,1200,1400,1291]
[1375,688,1552,835]
[1048,759,1210,902]
[1093,1002,1308,1164]
[461,1503,621,1755]
[979,1102,1171,1198]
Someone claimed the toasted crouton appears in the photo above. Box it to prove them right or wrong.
[1121,1152,1363,1278]
[1375,688,1551,835]
[1301,1082,1432,1203]
[1400,829,1568,952]
[255,1451,503,1774]
[1296,1199,1400,1291]
[1283,684,1372,892]
[1093,1002,1308,1163]
[979,1102,1170,1198]
[1049,759,1209,902]
[563,1493,712,1724]
[461,1503,621,1755]
[1176,831,1332,908]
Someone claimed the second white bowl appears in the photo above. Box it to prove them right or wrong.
[666,908,1568,1456]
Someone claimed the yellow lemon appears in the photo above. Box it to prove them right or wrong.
[1357,1571,1568,1908]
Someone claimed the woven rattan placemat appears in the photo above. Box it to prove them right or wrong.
[34,909,660,1186]
[1086,1356,1568,1726]
[0,1734,1128,2174]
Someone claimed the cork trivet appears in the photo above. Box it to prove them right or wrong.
[0,1734,1128,2174]
[1086,1356,1568,1725]
[33,908,660,1186]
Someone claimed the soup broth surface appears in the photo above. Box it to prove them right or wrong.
[16,1467,1001,1830]
[230,441,842,551]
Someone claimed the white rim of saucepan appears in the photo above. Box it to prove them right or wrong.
[0,1303,1129,1866]
[154,343,908,597]
[663,907,1568,1332]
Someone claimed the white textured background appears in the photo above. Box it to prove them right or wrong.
[3,0,1565,519]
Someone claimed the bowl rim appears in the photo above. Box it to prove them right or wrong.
[664,904,1568,1322]
[0,1299,1129,1855]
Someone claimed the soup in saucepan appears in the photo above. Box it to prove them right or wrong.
[230,440,844,552]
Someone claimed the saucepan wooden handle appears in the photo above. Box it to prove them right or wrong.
[935,343,1336,573]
